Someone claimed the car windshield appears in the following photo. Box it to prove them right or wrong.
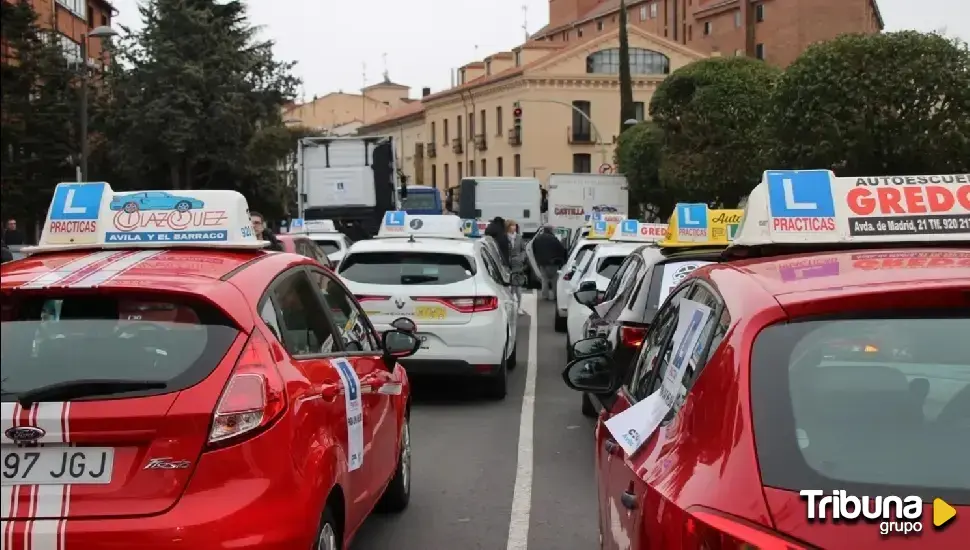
[751,314,970,503]
[400,192,438,211]
[596,255,626,278]
[0,293,239,400]
[313,239,341,255]
[339,251,474,285]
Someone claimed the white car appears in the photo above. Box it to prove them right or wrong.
[565,242,643,353]
[337,213,518,399]
[553,235,606,331]
[288,219,353,266]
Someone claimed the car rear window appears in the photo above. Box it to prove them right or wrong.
[751,314,970,503]
[0,293,240,401]
[339,252,474,285]
[313,239,341,255]
[596,256,625,278]
[400,192,438,211]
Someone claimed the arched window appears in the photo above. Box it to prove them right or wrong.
[585,48,670,75]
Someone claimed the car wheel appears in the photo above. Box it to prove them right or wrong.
[175,200,192,212]
[581,392,597,418]
[315,506,340,550]
[554,308,567,333]
[376,417,411,513]
[123,202,138,214]
[507,343,518,370]
[485,343,509,400]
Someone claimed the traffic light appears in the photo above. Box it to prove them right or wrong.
[513,101,522,135]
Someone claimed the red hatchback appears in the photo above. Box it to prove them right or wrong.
[564,172,969,549]
[1,185,419,549]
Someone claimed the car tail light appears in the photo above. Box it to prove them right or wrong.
[619,322,648,349]
[355,295,390,302]
[207,330,286,448]
[684,508,809,549]
[563,270,575,281]
[414,296,498,313]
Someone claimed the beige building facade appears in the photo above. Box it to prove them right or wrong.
[358,25,705,189]
[282,79,416,135]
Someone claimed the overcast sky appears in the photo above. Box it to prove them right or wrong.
[110,0,968,100]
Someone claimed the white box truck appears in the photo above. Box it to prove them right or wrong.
[546,173,629,235]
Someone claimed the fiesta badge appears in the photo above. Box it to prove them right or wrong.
[5,426,46,443]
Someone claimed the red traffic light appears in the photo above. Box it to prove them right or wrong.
[513,107,522,118]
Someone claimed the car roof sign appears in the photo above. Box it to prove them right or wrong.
[730,170,970,247]
[610,219,667,243]
[659,204,744,248]
[303,219,337,233]
[377,212,465,240]
[25,182,267,253]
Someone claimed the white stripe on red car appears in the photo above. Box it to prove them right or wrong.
[19,251,125,289]
[68,250,165,288]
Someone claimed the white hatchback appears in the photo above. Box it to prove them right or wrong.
[565,242,643,352]
[337,224,517,399]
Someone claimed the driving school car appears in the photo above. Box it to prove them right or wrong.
[337,212,518,399]
[563,170,969,550]
[1,183,421,549]
[553,214,624,332]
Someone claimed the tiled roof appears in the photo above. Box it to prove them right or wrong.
[358,101,425,130]
[533,0,644,38]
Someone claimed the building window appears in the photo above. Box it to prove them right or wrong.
[56,0,85,18]
[496,106,503,136]
[562,31,569,41]
[431,165,437,188]
[573,154,592,174]
[87,4,94,26]
[101,12,108,26]
[650,3,658,18]
[703,21,711,35]
[688,25,693,40]
[469,161,475,176]
[431,121,436,143]
[735,11,742,27]
[480,109,486,137]
[443,119,449,144]
[639,5,647,20]
[481,159,487,176]
[444,164,450,187]
[755,43,765,60]
[586,48,670,75]
[514,50,521,66]
[596,19,604,31]
[468,113,474,139]
[513,154,521,177]
[457,115,463,141]
[56,33,82,65]
[571,100,592,142]
[577,27,583,38]
[633,102,645,122]
[458,162,463,180]
[755,4,765,22]
[497,157,503,176]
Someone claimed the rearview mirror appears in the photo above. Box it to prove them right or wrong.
[572,337,609,359]
[390,317,417,333]
[561,355,614,394]
[574,288,599,307]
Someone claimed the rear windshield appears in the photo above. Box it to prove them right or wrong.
[401,192,439,211]
[1,293,239,401]
[339,252,474,285]
[313,239,341,255]
[596,256,625,279]
[751,314,970,503]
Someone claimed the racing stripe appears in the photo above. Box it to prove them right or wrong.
[2,402,21,550]
[68,250,165,288]
[27,402,71,550]
[19,251,126,289]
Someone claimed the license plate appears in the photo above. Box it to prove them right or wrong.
[1,447,114,485]
[415,306,446,320]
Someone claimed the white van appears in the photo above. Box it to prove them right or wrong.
[457,177,542,237]
[546,173,629,233]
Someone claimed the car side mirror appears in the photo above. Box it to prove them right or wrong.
[572,337,609,359]
[577,280,596,292]
[561,355,615,394]
[381,329,420,367]
[390,317,417,333]
[574,288,599,307]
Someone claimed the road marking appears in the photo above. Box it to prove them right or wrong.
[507,292,537,550]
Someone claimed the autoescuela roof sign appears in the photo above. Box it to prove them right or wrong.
[731,170,970,246]
[27,182,267,252]
[377,211,464,238]
[461,219,489,237]
[659,205,743,248]
[610,219,667,243]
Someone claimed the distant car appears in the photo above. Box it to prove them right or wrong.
[277,233,334,268]
[110,191,205,213]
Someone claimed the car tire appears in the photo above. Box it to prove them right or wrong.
[314,506,341,550]
[175,200,191,212]
[123,202,138,214]
[376,417,411,513]
[485,344,509,400]
[581,392,597,418]
[554,308,567,333]
[507,343,518,370]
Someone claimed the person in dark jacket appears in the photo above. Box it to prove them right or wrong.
[532,225,567,300]
[250,212,284,252]
[3,219,25,246]
[484,216,511,266]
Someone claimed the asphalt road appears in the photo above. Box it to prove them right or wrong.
[353,291,600,549]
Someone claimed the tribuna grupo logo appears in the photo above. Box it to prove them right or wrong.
[800,490,923,536]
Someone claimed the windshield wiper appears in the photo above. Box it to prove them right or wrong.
[401,274,439,284]
[16,379,167,407]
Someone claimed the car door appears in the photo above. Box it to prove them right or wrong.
[308,268,402,502]
[596,282,693,549]
[259,268,374,531]
[479,243,516,343]
[601,282,726,549]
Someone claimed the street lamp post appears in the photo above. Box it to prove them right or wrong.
[79,25,118,182]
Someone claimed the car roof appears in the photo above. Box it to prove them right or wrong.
[590,242,641,258]
[347,237,476,255]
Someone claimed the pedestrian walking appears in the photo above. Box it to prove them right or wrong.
[484,216,511,266]
[532,225,567,301]
[250,211,285,251]
[3,218,25,246]
[506,219,527,314]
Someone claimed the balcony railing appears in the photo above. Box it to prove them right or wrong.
[452,137,463,154]
[474,134,487,151]
[567,126,595,144]
[427,142,437,158]
[507,128,521,147]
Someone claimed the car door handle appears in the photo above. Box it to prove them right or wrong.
[604,439,622,457]
[620,490,638,510]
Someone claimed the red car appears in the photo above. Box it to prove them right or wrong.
[1,185,418,549]
[564,172,969,549]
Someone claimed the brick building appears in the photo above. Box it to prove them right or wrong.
[2,0,118,64]
[532,0,883,67]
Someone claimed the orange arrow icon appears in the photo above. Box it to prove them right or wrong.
[934,498,956,528]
